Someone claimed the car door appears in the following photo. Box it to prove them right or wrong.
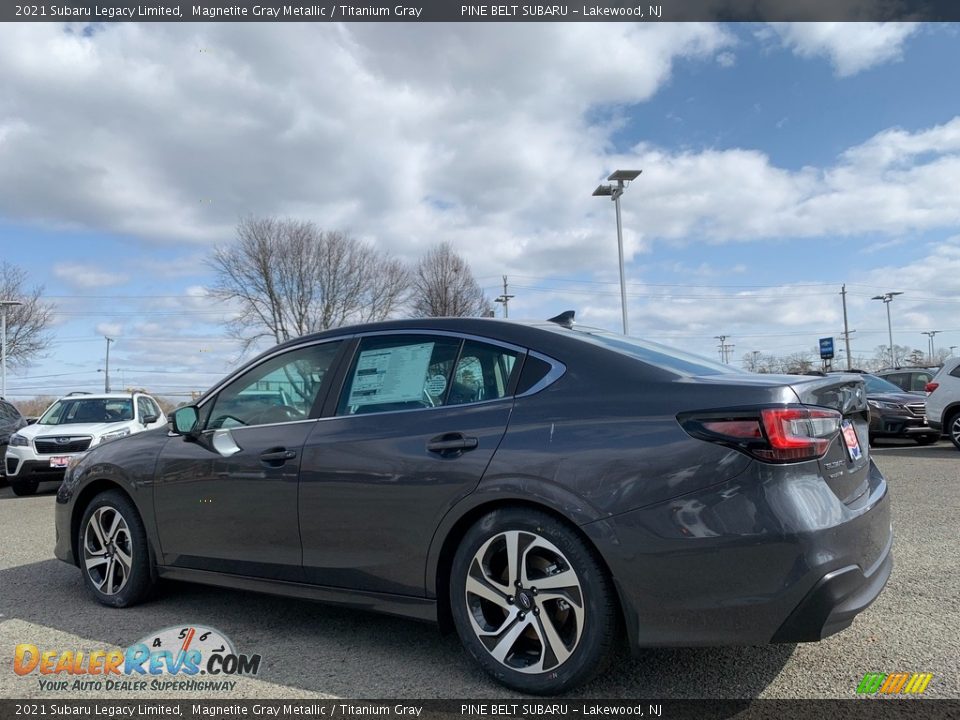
[299,333,522,595]
[153,340,345,581]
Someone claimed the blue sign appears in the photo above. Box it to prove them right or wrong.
[819,337,835,360]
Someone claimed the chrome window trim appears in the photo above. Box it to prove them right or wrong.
[351,328,527,355]
[196,336,350,410]
[195,418,321,436]
[194,328,566,425]
[518,350,567,398]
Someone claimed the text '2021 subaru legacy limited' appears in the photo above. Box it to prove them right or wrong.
[54,314,892,693]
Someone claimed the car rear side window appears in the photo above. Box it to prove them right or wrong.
[447,341,520,405]
[951,365,960,378]
[337,335,461,416]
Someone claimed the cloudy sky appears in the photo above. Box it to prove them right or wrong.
[2,21,960,399]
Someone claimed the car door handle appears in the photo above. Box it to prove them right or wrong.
[260,448,297,465]
[426,433,479,456]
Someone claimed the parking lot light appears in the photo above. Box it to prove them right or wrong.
[1,299,24,398]
[593,169,642,335]
[871,292,903,368]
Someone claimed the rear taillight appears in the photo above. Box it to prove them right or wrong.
[925,382,939,393]
[681,406,842,464]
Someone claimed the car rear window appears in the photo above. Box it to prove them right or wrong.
[567,328,740,377]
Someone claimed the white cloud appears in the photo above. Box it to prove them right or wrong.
[763,22,919,77]
[618,117,960,244]
[52,262,129,289]
[716,51,736,68]
[0,22,734,273]
[95,322,123,337]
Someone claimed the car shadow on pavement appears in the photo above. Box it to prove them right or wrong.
[870,441,958,459]
[0,558,794,699]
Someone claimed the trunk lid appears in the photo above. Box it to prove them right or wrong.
[787,373,871,504]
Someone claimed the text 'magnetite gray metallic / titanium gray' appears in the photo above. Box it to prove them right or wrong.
[54,313,892,694]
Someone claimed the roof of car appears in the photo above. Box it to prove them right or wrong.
[259,317,575,357]
[57,392,148,400]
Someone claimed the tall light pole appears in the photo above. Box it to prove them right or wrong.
[871,292,903,368]
[103,337,114,393]
[593,169,642,335]
[921,330,940,365]
[1,300,24,398]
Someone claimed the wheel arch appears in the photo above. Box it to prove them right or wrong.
[70,479,152,573]
[942,401,960,426]
[430,496,624,637]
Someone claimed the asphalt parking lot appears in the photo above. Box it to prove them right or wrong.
[1,441,958,700]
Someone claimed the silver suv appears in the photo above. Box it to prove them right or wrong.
[925,357,960,450]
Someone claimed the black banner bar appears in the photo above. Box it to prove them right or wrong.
[2,700,960,720]
[5,0,960,23]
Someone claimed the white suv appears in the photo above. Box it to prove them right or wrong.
[4,392,167,496]
[925,357,960,451]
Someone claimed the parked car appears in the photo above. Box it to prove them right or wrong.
[54,315,892,694]
[0,397,27,481]
[855,373,939,445]
[925,356,960,451]
[5,392,166,496]
[876,368,938,393]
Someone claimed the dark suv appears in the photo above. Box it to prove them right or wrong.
[0,398,27,479]
[877,368,937,393]
[861,374,938,445]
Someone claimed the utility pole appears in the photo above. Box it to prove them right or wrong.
[715,335,733,364]
[494,276,515,319]
[750,350,761,372]
[104,337,114,393]
[840,285,854,371]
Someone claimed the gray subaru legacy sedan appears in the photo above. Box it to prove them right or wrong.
[55,313,892,694]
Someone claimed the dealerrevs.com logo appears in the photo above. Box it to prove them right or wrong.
[13,625,261,693]
[856,672,934,695]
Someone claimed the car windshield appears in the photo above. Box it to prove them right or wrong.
[39,398,134,425]
[567,327,740,377]
[863,375,904,394]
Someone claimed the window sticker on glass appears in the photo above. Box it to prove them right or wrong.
[348,342,435,406]
[425,374,447,397]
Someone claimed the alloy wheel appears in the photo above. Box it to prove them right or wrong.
[82,506,133,596]
[951,414,960,449]
[465,530,584,674]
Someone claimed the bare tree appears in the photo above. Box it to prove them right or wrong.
[208,217,410,351]
[1,262,54,368]
[411,241,491,318]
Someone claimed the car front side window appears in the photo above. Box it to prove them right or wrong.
[206,341,342,429]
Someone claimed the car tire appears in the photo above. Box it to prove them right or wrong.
[915,435,938,446]
[10,478,39,496]
[78,490,154,608]
[948,411,960,451]
[449,507,618,694]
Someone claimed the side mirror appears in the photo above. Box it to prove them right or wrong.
[142,414,159,426]
[171,406,200,436]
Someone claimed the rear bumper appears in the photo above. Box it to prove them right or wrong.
[772,537,892,642]
[582,457,892,648]
[870,415,935,438]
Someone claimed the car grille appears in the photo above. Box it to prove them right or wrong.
[905,403,926,417]
[34,437,92,454]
